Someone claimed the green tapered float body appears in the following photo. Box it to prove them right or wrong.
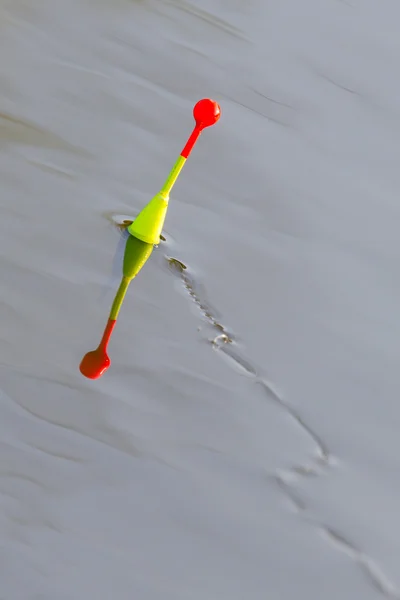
[108,236,153,321]
[123,235,153,279]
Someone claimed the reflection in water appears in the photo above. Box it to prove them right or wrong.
[80,233,153,380]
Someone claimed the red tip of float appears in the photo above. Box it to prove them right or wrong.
[193,98,221,129]
[181,98,221,158]
[80,349,110,379]
[79,319,116,379]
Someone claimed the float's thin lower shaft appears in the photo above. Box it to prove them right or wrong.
[109,276,131,321]
[98,318,117,352]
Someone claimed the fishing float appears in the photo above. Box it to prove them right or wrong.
[79,98,221,379]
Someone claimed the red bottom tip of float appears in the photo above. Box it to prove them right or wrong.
[80,319,117,379]
[79,349,111,379]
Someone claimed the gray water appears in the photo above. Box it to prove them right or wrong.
[1,1,400,598]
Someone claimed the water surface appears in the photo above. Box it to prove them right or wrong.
[1,1,400,598]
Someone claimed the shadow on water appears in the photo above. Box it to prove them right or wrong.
[102,212,400,599]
